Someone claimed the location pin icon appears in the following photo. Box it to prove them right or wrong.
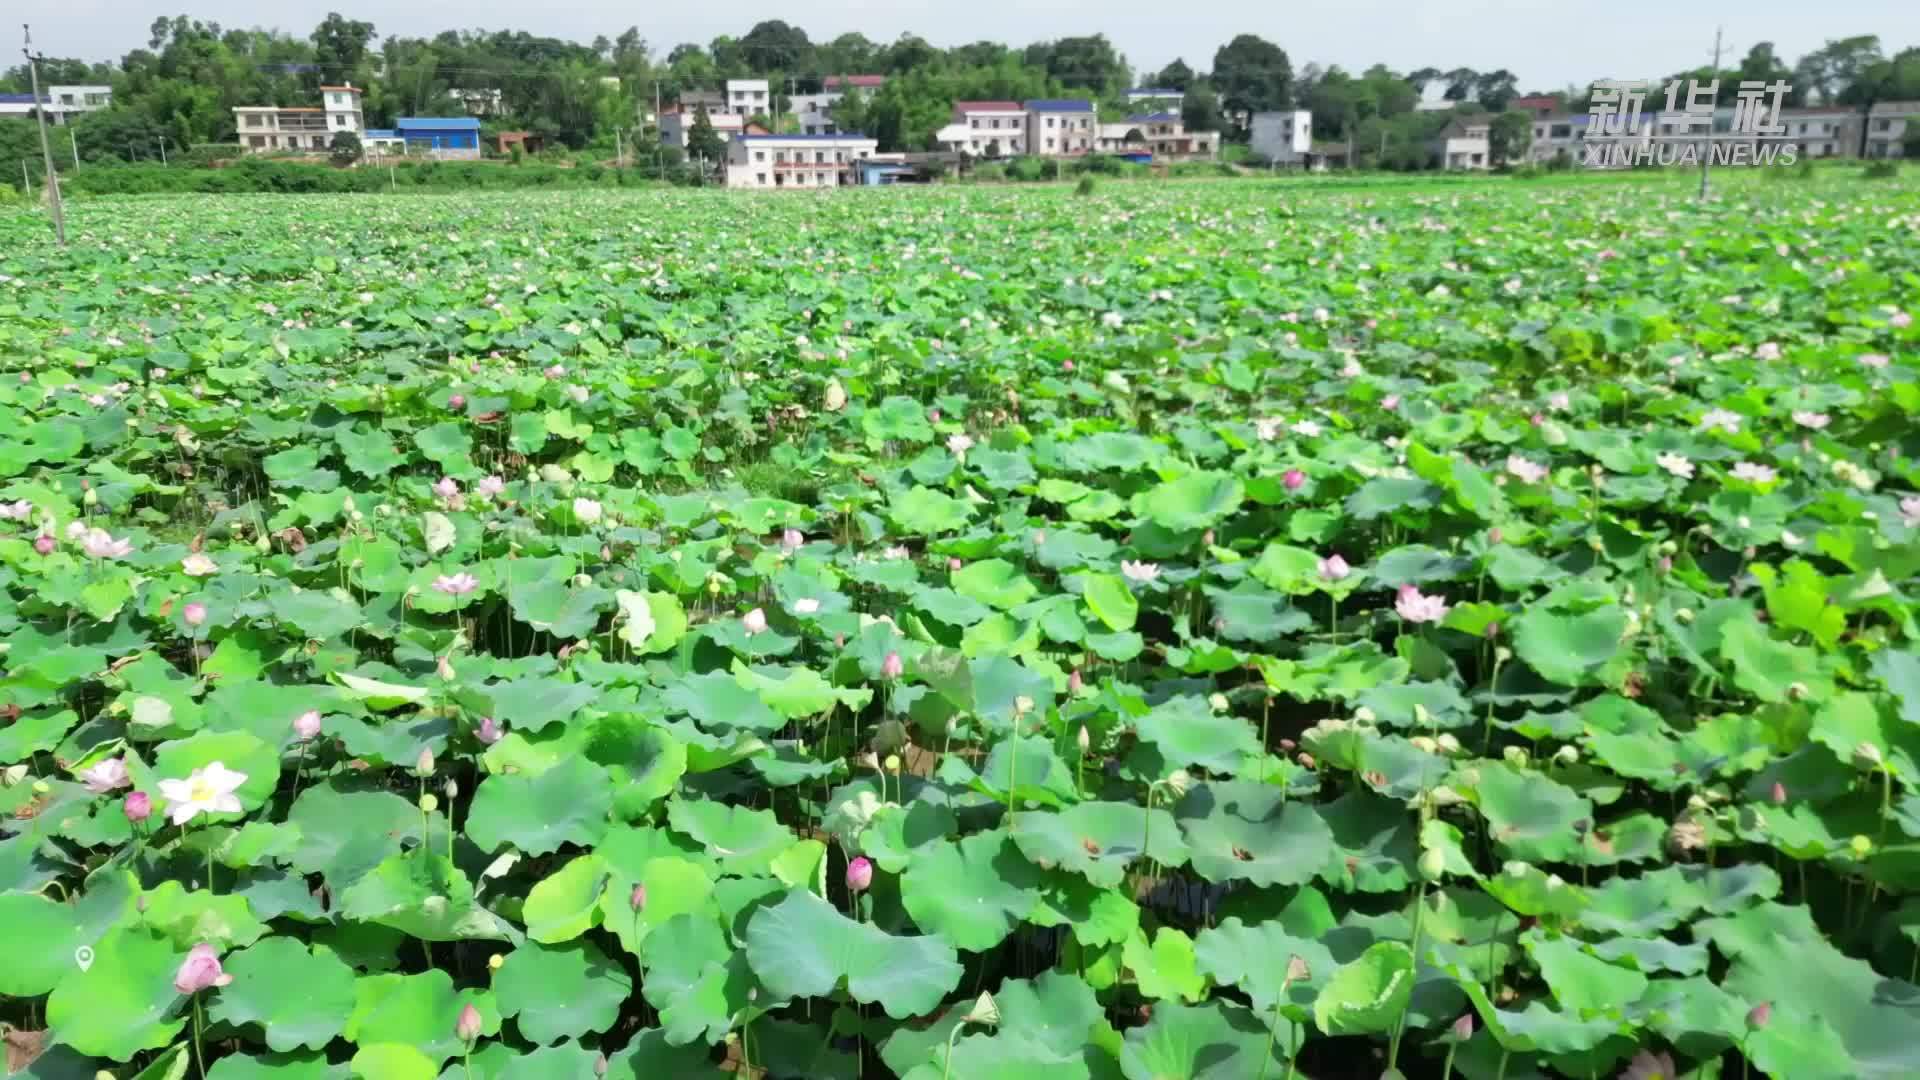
[74,945,95,972]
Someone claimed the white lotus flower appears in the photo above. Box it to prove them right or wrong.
[1656,453,1695,479]
[1698,408,1743,434]
[1791,410,1829,430]
[1731,462,1777,484]
[792,597,820,615]
[81,529,133,559]
[947,434,974,457]
[1505,456,1548,485]
[181,552,218,577]
[573,497,602,524]
[1121,560,1160,584]
[157,761,248,826]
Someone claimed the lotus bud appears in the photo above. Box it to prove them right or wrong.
[1452,1013,1475,1040]
[183,602,207,627]
[437,655,455,683]
[1502,746,1529,768]
[488,953,504,971]
[254,534,270,554]
[1298,753,1316,769]
[630,883,647,912]
[1201,529,1215,547]
[1208,692,1230,712]
[1747,1001,1771,1029]
[123,791,152,823]
[1069,669,1084,695]
[1853,742,1884,772]
[449,394,465,410]
[1410,735,1438,754]
[415,748,435,777]
[1284,955,1311,984]
[82,487,98,508]
[595,1054,608,1077]
[456,1003,483,1043]
[1851,834,1873,859]
[1418,846,1447,882]
[1283,469,1306,492]
[1770,781,1787,805]
[881,651,903,679]
[1488,527,1503,544]
[1554,745,1579,766]
[1484,621,1501,640]
[444,779,459,800]
[1436,734,1462,754]
[845,856,874,893]
[1077,725,1090,753]
[1014,695,1035,717]
[419,793,438,814]
[34,535,54,555]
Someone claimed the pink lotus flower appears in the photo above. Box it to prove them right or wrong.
[456,1002,483,1043]
[476,716,503,745]
[1859,353,1890,369]
[449,394,466,410]
[929,408,942,423]
[81,529,133,559]
[432,572,478,596]
[1318,554,1350,582]
[947,433,974,456]
[1395,585,1448,624]
[882,651,904,679]
[1699,408,1743,434]
[1754,342,1782,361]
[293,711,322,741]
[123,791,152,823]
[1747,1001,1771,1029]
[476,475,505,498]
[173,943,234,994]
[1621,1050,1676,1080]
[33,535,54,555]
[1900,496,1920,527]
[1283,469,1306,492]
[948,557,962,571]
[781,528,804,553]
[432,477,460,500]
[79,757,131,794]
[742,608,769,635]
[846,856,874,893]
[1547,391,1570,412]
[1506,456,1548,484]
[181,552,218,577]
[1451,1013,1474,1040]
[1656,453,1694,479]
[183,602,207,627]
[1792,410,1829,430]
[1381,394,1400,411]
[1892,311,1913,329]
[0,499,29,520]
[545,364,566,379]
[1063,360,1075,371]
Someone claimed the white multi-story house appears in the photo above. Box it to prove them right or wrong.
[1250,110,1314,164]
[1115,113,1218,160]
[1431,116,1491,169]
[726,133,877,189]
[938,101,1028,157]
[660,108,747,149]
[233,84,364,153]
[724,79,771,116]
[453,88,504,117]
[790,92,843,135]
[0,84,113,125]
[1864,101,1919,158]
[1026,99,1096,156]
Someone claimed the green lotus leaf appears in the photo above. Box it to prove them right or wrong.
[639,911,756,1046]
[493,939,631,1045]
[743,889,963,1019]
[1119,1001,1285,1080]
[666,798,797,875]
[466,757,612,856]
[1134,471,1245,531]
[1313,941,1413,1036]
[137,879,269,950]
[523,853,610,943]
[1174,781,1335,887]
[45,927,188,1060]
[1011,801,1190,888]
[1523,930,1648,1015]
[208,938,357,1052]
[343,969,498,1064]
[1134,696,1260,774]
[889,486,974,535]
[1078,571,1139,632]
[1121,924,1206,1003]
[1469,762,1592,862]
[900,829,1044,952]
[0,868,136,997]
[350,1044,437,1080]
[603,1028,728,1079]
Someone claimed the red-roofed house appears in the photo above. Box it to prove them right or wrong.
[938,102,1028,156]
[823,75,885,91]
[1507,94,1561,120]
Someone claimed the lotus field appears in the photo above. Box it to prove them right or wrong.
[4,176,1920,1080]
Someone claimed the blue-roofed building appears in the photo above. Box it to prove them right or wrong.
[1023,99,1096,157]
[394,118,483,159]
[0,93,40,121]
[1125,87,1185,109]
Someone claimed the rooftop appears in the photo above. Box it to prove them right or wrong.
[319,85,362,93]
[395,117,483,130]
[1027,99,1094,113]
[1126,87,1182,96]
[955,101,1024,113]
[0,93,40,105]
[1127,113,1181,124]
[824,75,885,89]
[737,132,873,142]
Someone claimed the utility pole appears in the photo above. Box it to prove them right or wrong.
[22,24,67,246]
[68,126,78,168]
[1699,25,1723,202]
[157,136,167,165]
[21,159,30,197]
[613,126,623,167]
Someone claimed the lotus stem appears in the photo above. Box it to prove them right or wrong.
[1441,1042,1457,1080]
[1496,1048,1510,1080]
[1388,884,1427,1072]
[191,992,207,1079]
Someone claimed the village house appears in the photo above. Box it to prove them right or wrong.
[1249,109,1314,165]
[659,108,748,149]
[725,133,877,189]
[233,84,364,153]
[1431,116,1492,169]
[723,79,772,116]
[937,101,1028,157]
[0,85,113,124]
[1026,99,1097,156]
[1124,87,1184,110]
[1116,113,1218,160]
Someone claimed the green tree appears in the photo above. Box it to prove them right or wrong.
[1488,110,1531,166]
[1474,69,1519,112]
[1212,34,1293,124]
[1797,35,1882,105]
[1442,67,1477,101]
[1182,82,1222,132]
[1033,34,1129,97]
[686,103,727,162]
[72,107,167,162]
[739,20,812,74]
[1154,59,1196,92]
[329,129,363,164]
[311,13,377,77]
[1407,67,1442,95]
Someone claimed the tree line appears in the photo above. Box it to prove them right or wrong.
[2,15,1915,177]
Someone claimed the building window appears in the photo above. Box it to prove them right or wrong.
[1046,116,1055,128]
[971,118,979,128]
[1876,119,1892,131]
[249,135,265,147]
[755,150,765,162]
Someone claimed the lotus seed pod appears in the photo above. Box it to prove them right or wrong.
[1409,735,1438,754]
[1208,692,1229,711]
[419,793,438,814]
[1418,846,1447,882]
[1554,746,1579,766]
[1851,834,1874,858]
[488,953,504,971]
[1502,746,1528,768]
[1854,742,1884,771]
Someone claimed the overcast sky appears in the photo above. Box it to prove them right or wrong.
[22,0,1920,93]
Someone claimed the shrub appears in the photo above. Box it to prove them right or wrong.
[1863,160,1899,179]
[1075,174,1097,196]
